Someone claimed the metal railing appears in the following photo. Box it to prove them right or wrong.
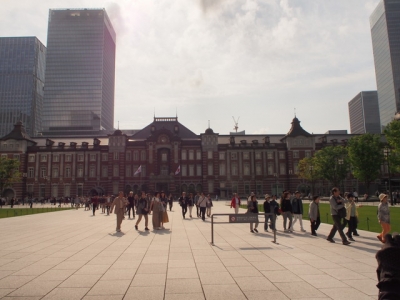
[211,213,277,245]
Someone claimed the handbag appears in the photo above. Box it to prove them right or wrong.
[163,211,169,223]
[337,207,346,218]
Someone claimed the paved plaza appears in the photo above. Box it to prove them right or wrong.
[0,201,381,300]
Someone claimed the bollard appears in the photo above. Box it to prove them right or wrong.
[367,217,370,231]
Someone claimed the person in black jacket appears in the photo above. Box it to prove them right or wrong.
[290,191,306,232]
[264,194,278,232]
[127,191,135,219]
[280,191,293,232]
[376,233,400,300]
[178,192,189,219]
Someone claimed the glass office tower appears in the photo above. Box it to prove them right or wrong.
[0,37,46,137]
[348,91,381,134]
[370,0,400,131]
[42,9,116,133]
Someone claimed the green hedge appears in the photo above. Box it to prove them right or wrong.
[0,207,72,218]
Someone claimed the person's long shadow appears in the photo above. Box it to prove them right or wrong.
[109,231,125,237]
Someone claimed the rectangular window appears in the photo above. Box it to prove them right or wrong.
[52,168,59,178]
[189,150,194,160]
[231,163,238,175]
[182,165,187,176]
[126,165,131,177]
[77,184,83,197]
[133,151,139,161]
[243,152,249,160]
[245,184,250,195]
[207,151,213,159]
[208,181,214,194]
[90,154,96,161]
[40,185,45,198]
[219,163,226,176]
[196,150,201,160]
[27,184,33,193]
[28,154,35,162]
[28,167,34,178]
[267,151,273,159]
[40,154,47,162]
[77,166,83,177]
[53,154,59,162]
[255,152,261,160]
[1,154,7,159]
[280,163,286,175]
[41,167,46,178]
[181,150,187,160]
[65,167,71,178]
[64,185,71,197]
[65,154,71,162]
[256,163,262,175]
[293,151,299,158]
[231,152,237,160]
[113,182,119,195]
[268,162,274,175]
[293,161,299,174]
[78,154,84,162]
[126,152,131,161]
[189,165,194,176]
[102,153,108,161]
[89,166,95,177]
[196,164,202,176]
[113,152,119,160]
[208,163,213,175]
[113,165,119,177]
[102,166,108,178]
[52,185,58,198]
[161,166,168,175]
[244,163,250,175]
[161,153,167,162]
[279,151,285,159]
[305,151,311,158]
[13,154,20,160]
[219,152,225,160]
[141,166,146,176]
[140,151,146,161]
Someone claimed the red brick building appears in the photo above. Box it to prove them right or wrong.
[0,117,381,200]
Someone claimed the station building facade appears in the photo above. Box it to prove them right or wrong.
[0,117,365,200]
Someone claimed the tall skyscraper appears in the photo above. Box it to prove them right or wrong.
[348,91,381,134]
[42,9,116,134]
[370,0,400,131]
[0,37,46,137]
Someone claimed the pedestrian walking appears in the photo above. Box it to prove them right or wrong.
[168,193,174,211]
[206,194,213,217]
[326,187,351,245]
[248,195,259,233]
[135,191,150,231]
[377,193,391,243]
[198,192,207,221]
[290,191,306,232]
[91,194,99,216]
[345,193,362,241]
[230,193,241,214]
[263,194,277,232]
[188,193,194,218]
[178,192,188,219]
[194,192,200,217]
[160,191,168,229]
[110,191,128,232]
[127,191,135,219]
[308,196,320,236]
[280,192,293,232]
[150,192,163,230]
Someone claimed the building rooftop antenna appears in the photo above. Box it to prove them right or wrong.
[232,116,240,132]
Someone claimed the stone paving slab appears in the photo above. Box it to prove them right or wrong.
[0,201,383,299]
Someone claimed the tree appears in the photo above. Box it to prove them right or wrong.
[313,145,349,188]
[347,134,383,192]
[384,120,400,173]
[297,157,319,195]
[0,156,21,195]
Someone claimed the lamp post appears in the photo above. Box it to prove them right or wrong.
[273,173,278,196]
[309,165,314,197]
[338,158,344,193]
[383,147,393,206]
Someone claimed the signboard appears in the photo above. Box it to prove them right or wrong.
[228,214,258,223]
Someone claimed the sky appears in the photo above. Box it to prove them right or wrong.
[1,0,381,135]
